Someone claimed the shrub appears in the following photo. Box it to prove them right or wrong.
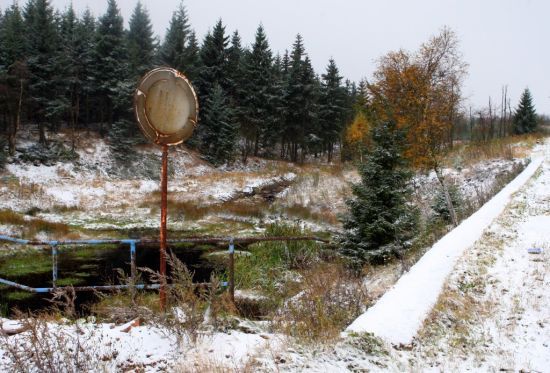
[431,182,463,223]
[274,262,369,343]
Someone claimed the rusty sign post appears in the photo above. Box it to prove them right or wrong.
[134,68,199,311]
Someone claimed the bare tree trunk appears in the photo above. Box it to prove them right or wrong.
[469,106,474,141]
[488,97,495,140]
[435,166,458,227]
[38,122,48,145]
[8,79,24,155]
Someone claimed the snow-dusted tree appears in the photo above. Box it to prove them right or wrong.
[75,9,96,127]
[513,88,537,134]
[240,25,275,160]
[0,2,27,155]
[284,34,320,162]
[319,58,347,162]
[160,1,192,73]
[24,0,58,144]
[182,30,200,81]
[200,83,236,165]
[94,0,127,134]
[263,53,286,156]
[194,19,230,151]
[127,1,156,79]
[341,120,418,266]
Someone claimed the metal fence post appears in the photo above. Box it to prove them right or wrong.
[129,241,137,300]
[229,238,235,304]
[51,244,58,288]
[130,241,137,283]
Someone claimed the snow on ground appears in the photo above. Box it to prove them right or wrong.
[269,139,550,372]
[345,155,543,345]
[0,318,285,372]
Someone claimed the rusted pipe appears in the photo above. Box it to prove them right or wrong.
[0,235,329,247]
[159,144,169,311]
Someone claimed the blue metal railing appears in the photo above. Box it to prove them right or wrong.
[0,235,164,293]
[0,234,327,297]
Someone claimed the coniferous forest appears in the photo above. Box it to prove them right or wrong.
[0,0,354,165]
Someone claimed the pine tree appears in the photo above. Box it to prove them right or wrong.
[226,30,244,101]
[182,30,200,80]
[197,19,229,99]
[201,83,236,165]
[283,35,320,162]
[226,30,246,156]
[75,8,96,127]
[160,1,190,71]
[300,55,321,160]
[24,0,58,144]
[127,1,156,79]
[341,120,418,266]
[0,3,26,66]
[284,34,306,161]
[195,19,230,152]
[0,2,27,155]
[513,88,537,134]
[264,53,286,156]
[94,0,127,134]
[49,4,77,137]
[241,25,274,159]
[319,58,346,162]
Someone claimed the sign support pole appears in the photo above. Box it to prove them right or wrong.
[160,144,169,311]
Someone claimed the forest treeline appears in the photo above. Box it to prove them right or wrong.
[0,0,545,167]
[0,0,353,165]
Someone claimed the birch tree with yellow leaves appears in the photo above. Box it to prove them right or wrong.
[369,27,467,226]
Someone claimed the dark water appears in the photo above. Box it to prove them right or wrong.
[0,243,222,316]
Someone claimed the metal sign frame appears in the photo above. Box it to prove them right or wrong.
[134,67,199,310]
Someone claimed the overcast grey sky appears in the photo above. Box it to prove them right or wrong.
[2,0,549,114]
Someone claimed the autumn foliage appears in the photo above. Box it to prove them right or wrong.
[369,27,467,172]
[345,111,371,162]
[365,27,467,226]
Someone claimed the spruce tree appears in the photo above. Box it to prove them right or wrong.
[94,0,127,133]
[300,55,320,160]
[195,19,229,152]
[513,88,537,134]
[241,25,274,159]
[264,53,286,156]
[160,1,190,71]
[0,2,27,155]
[341,120,418,265]
[226,30,244,101]
[75,8,96,127]
[0,3,26,66]
[201,83,236,165]
[284,34,306,161]
[226,30,246,156]
[283,35,319,162]
[182,30,200,80]
[197,19,229,99]
[127,1,156,79]
[24,0,58,144]
[319,58,347,162]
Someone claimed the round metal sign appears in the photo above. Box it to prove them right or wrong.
[134,67,199,146]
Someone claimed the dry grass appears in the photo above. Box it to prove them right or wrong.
[0,209,70,238]
[274,261,370,343]
[0,310,112,372]
[445,133,543,168]
[0,210,26,225]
